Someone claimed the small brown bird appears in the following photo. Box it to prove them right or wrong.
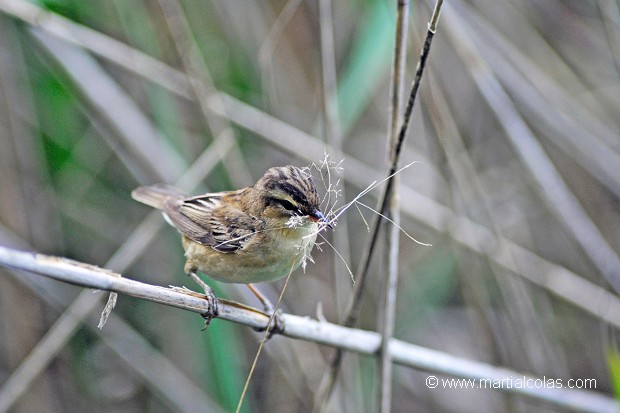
[132,165,329,326]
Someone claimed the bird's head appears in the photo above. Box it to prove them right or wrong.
[256,165,330,227]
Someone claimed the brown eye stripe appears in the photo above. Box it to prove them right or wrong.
[266,197,301,214]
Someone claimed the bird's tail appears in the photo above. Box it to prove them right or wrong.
[131,184,186,209]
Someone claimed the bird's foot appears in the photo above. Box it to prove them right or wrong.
[247,284,285,337]
[188,271,219,330]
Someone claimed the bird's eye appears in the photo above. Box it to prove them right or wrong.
[275,199,298,212]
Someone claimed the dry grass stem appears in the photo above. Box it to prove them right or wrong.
[0,245,616,413]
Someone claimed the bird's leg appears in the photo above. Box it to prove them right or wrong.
[188,270,219,328]
[247,283,284,336]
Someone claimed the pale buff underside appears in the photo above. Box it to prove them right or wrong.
[182,221,318,284]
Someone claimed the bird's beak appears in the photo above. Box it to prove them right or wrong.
[310,210,333,229]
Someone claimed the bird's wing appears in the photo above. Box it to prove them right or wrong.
[163,191,263,252]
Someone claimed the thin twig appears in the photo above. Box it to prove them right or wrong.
[378,0,409,411]
[0,245,616,413]
[315,2,443,409]
[235,264,295,413]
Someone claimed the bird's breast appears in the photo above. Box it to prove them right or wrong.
[182,221,318,283]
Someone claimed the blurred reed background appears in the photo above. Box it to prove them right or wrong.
[0,0,619,412]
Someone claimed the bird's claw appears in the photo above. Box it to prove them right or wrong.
[253,308,284,338]
[200,289,219,330]
[188,271,219,330]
